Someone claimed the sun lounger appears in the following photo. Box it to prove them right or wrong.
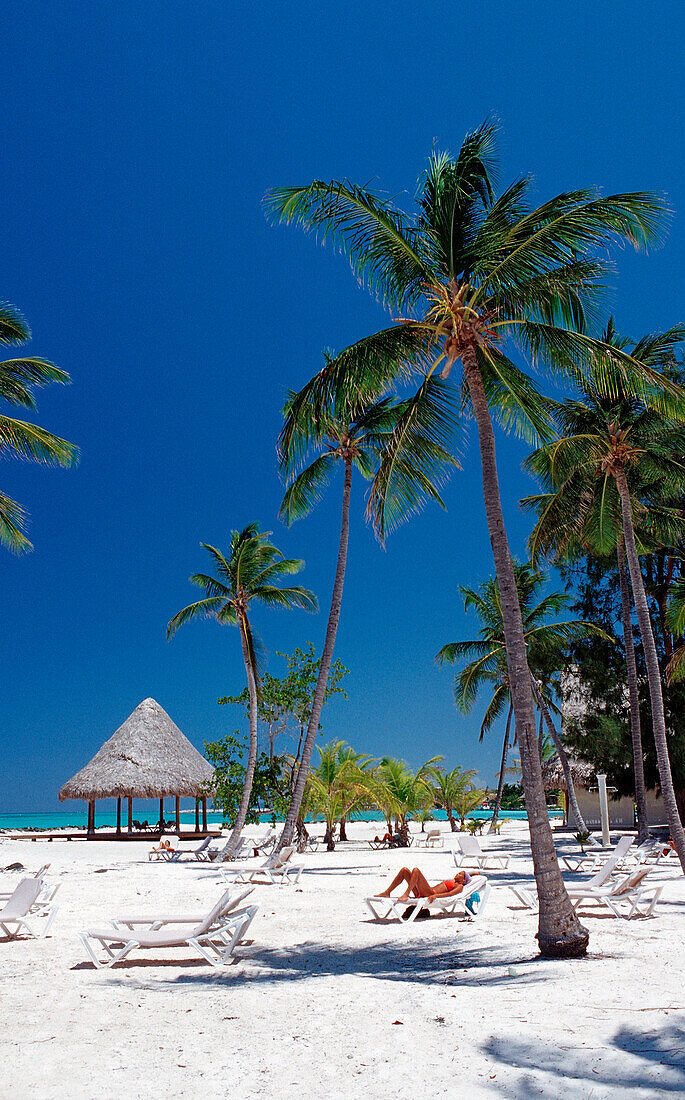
[79,888,258,969]
[110,887,255,932]
[453,835,510,870]
[219,845,304,885]
[623,839,664,868]
[148,835,181,861]
[0,878,59,939]
[566,865,662,919]
[562,834,634,872]
[206,837,246,863]
[165,836,214,862]
[415,826,444,848]
[365,875,490,923]
[250,829,277,856]
[509,854,621,910]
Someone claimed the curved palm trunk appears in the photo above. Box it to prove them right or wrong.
[530,675,588,834]
[615,467,685,871]
[616,537,650,843]
[446,806,458,832]
[464,350,588,955]
[277,458,352,849]
[221,615,259,860]
[489,704,513,833]
[339,814,348,841]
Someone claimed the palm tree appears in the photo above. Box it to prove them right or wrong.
[453,783,487,830]
[266,120,669,954]
[167,524,317,857]
[335,743,376,840]
[426,765,478,831]
[437,564,607,834]
[370,756,438,842]
[276,363,456,848]
[525,320,685,844]
[0,302,78,551]
[525,328,685,870]
[306,740,375,850]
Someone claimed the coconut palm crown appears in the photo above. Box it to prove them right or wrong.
[0,302,78,552]
[167,524,317,856]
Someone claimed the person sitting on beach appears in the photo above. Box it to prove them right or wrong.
[376,866,471,902]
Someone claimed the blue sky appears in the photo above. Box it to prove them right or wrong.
[1,2,683,811]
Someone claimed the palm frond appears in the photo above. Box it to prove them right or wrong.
[264,179,433,310]
[279,453,338,524]
[166,597,226,639]
[0,303,31,344]
[0,416,78,466]
[0,488,31,553]
[366,375,460,544]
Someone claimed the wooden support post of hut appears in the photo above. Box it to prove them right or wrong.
[58,698,215,838]
[175,795,180,833]
[195,797,200,833]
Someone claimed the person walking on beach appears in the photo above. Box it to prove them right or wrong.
[377,867,470,903]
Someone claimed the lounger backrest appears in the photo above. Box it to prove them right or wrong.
[611,865,652,895]
[194,837,212,854]
[458,835,481,856]
[267,845,293,869]
[585,857,618,888]
[612,836,634,860]
[0,878,42,919]
[190,889,237,937]
[426,826,441,837]
[34,864,50,880]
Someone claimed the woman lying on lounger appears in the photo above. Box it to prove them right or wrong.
[377,867,471,903]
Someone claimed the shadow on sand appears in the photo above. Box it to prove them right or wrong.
[481,1015,685,1097]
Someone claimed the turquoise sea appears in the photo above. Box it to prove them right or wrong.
[0,807,562,831]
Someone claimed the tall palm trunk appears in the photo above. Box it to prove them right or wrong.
[530,675,588,834]
[616,536,650,843]
[278,458,352,849]
[489,705,513,833]
[615,467,685,871]
[464,350,588,955]
[222,614,259,859]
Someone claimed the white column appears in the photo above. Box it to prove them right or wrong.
[597,773,610,846]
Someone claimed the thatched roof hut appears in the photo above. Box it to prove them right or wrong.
[541,754,594,792]
[59,698,214,835]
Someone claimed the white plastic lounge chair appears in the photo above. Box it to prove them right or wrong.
[79,888,259,969]
[453,835,510,870]
[623,838,664,868]
[566,865,662,919]
[509,854,620,910]
[167,836,214,862]
[0,863,52,903]
[365,875,490,923]
[415,825,444,848]
[110,887,255,932]
[207,837,246,863]
[562,834,634,872]
[148,835,181,861]
[0,878,59,939]
[220,845,304,885]
[251,829,277,856]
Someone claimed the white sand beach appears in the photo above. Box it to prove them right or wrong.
[1,820,683,1099]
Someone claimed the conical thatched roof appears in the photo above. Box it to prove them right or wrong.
[541,754,594,792]
[59,698,214,801]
